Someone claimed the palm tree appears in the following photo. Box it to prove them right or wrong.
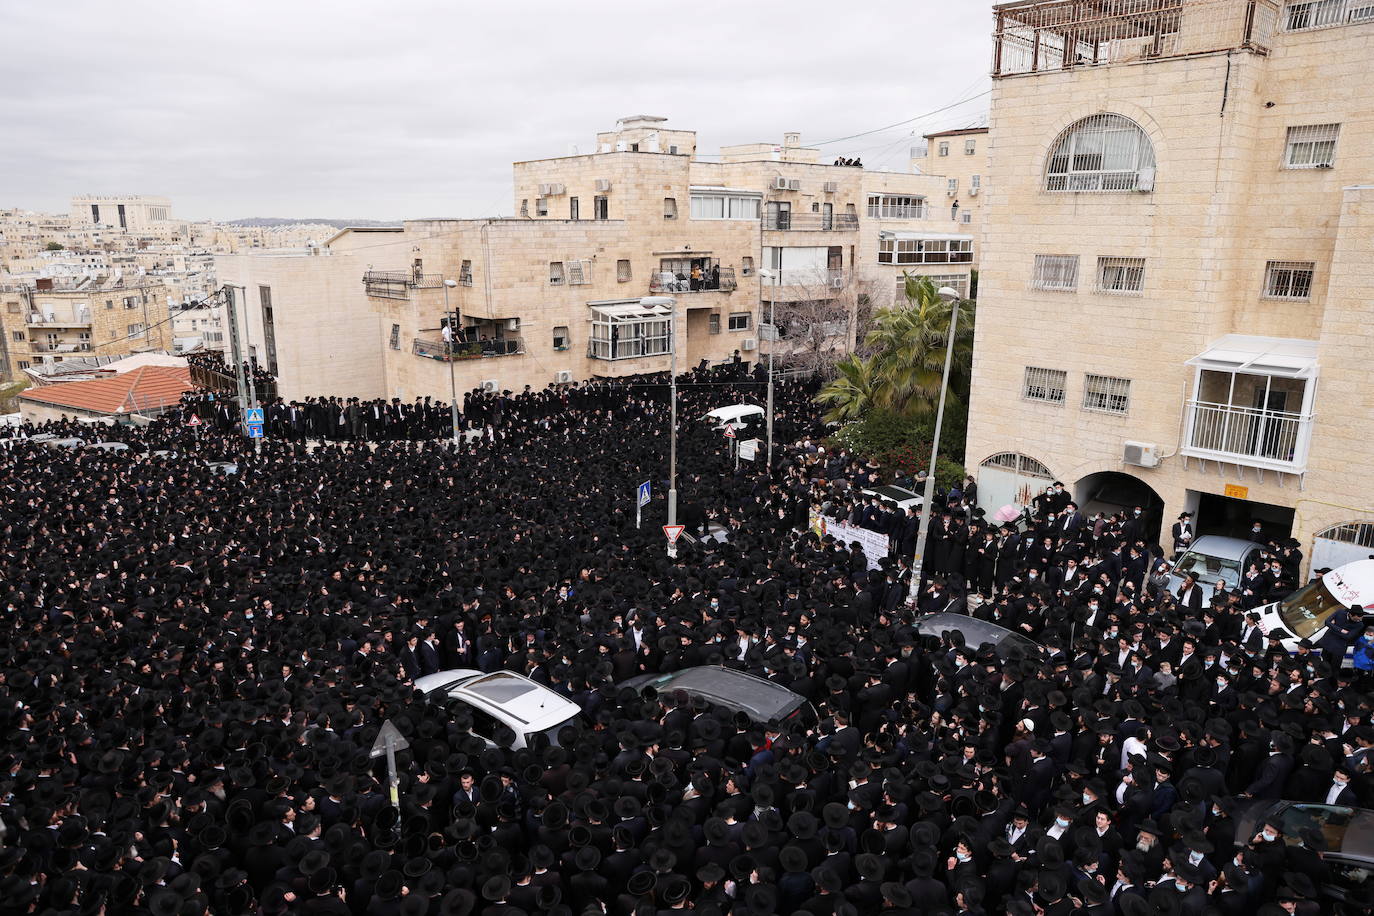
[817,274,974,420]
[815,353,882,424]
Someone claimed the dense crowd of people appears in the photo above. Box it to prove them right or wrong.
[1,362,1369,915]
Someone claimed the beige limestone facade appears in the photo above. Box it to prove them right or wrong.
[0,278,172,382]
[967,0,1374,571]
[219,117,969,403]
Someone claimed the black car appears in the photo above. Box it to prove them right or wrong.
[911,612,1043,661]
[622,665,818,727]
[1235,801,1374,905]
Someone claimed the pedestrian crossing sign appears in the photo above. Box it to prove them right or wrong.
[245,407,265,424]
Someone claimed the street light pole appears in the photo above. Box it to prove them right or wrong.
[443,279,460,448]
[907,286,963,605]
[759,269,780,472]
[639,296,679,553]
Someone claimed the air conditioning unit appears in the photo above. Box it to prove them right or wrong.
[1135,167,1156,192]
[538,182,566,196]
[968,187,979,197]
[555,370,573,384]
[1122,441,1160,468]
[43,308,56,322]
[772,177,789,190]
[481,379,498,393]
[947,189,957,197]
[741,338,757,351]
[830,277,844,289]
[787,179,801,191]
[505,319,520,332]
[823,181,839,193]
[594,179,612,192]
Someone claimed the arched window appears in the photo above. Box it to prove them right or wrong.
[1045,114,1156,192]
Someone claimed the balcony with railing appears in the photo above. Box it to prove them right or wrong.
[762,212,860,232]
[413,336,524,361]
[992,0,1280,78]
[761,268,850,301]
[26,310,91,327]
[1183,400,1313,472]
[1181,338,1318,473]
[649,266,737,294]
[364,271,448,300]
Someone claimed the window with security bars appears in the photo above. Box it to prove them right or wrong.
[389,324,401,350]
[1046,114,1156,192]
[548,262,564,285]
[1083,374,1131,413]
[1097,257,1146,294]
[1284,0,1374,29]
[1024,367,1067,404]
[616,259,631,282]
[1284,124,1340,169]
[459,260,473,285]
[1033,255,1079,291]
[1263,261,1316,299]
[567,260,592,286]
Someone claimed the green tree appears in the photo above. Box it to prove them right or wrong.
[44,241,63,251]
[815,353,882,423]
[817,274,974,422]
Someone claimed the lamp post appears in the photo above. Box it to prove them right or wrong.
[442,279,460,448]
[757,269,780,472]
[907,285,963,605]
[639,296,679,549]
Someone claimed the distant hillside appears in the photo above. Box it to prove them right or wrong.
[223,217,403,228]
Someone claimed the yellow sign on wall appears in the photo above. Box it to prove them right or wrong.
[1224,484,1249,500]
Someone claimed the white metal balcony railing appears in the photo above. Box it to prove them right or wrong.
[1283,0,1374,31]
[1183,399,1313,471]
[761,268,849,291]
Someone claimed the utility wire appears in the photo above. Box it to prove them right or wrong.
[810,89,992,147]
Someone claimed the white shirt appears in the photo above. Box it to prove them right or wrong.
[1327,780,1350,805]
[1121,735,1147,770]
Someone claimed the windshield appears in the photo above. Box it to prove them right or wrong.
[527,713,581,748]
[1278,578,1346,639]
[1174,549,1242,587]
[1279,804,1356,852]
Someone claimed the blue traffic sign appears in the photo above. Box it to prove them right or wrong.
[245,407,265,423]
[637,480,651,508]
[246,423,265,439]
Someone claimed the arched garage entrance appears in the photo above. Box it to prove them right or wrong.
[1313,521,1374,571]
[976,452,1054,517]
[1075,470,1165,546]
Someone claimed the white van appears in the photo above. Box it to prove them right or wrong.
[1255,559,1374,656]
[702,404,764,433]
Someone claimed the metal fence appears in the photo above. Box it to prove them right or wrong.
[1184,399,1309,466]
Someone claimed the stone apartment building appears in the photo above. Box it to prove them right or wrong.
[219,116,969,403]
[911,125,990,292]
[0,277,172,382]
[967,0,1374,570]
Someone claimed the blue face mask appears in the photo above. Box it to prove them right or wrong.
[1175,880,1188,892]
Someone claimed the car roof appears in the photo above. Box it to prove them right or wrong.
[703,404,764,422]
[913,613,1041,656]
[862,485,923,504]
[419,669,582,732]
[646,666,805,721]
[1323,561,1374,611]
[1182,536,1265,560]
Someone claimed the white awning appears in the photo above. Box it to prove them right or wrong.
[589,302,673,321]
[879,230,974,242]
[1186,334,1319,378]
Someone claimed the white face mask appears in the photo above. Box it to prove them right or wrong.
[1188,850,1203,865]
[1262,831,1278,842]
[956,851,970,863]
[1083,793,1093,806]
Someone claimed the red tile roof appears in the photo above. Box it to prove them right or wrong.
[19,366,193,415]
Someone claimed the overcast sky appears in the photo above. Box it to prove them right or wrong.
[0,1,992,222]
